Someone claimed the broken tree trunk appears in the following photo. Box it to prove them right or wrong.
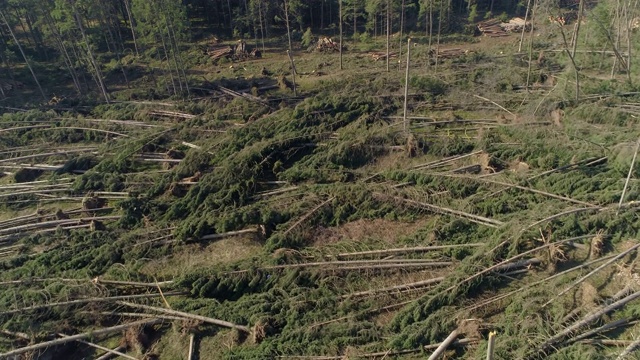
[428,329,460,360]
[0,319,161,358]
[336,243,483,259]
[117,301,251,333]
[57,333,139,360]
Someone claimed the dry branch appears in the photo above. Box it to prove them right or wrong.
[0,292,183,316]
[0,319,161,358]
[117,301,251,333]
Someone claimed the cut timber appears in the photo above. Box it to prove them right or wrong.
[117,301,251,333]
[0,292,183,316]
[0,319,161,358]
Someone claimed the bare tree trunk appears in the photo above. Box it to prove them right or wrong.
[525,0,537,92]
[159,34,177,95]
[286,50,297,96]
[0,10,46,101]
[399,0,405,71]
[258,0,265,51]
[339,0,343,70]
[435,0,444,70]
[123,0,139,56]
[284,0,293,53]
[572,0,585,58]
[42,10,81,94]
[353,1,357,38]
[519,0,532,52]
[72,6,109,102]
[403,38,411,133]
[386,0,390,72]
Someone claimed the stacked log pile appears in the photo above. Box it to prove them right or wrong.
[478,18,531,37]
[368,51,397,61]
[501,17,531,32]
[477,19,508,37]
[207,45,233,60]
[316,37,339,52]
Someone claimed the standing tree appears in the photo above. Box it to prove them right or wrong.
[132,0,190,96]
[0,7,46,101]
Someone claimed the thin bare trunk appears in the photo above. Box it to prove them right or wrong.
[123,0,139,56]
[0,10,46,101]
[72,6,109,102]
[339,0,343,70]
[386,0,390,72]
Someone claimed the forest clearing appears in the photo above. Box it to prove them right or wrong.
[1,0,640,359]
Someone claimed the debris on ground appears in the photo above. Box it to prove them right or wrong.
[315,37,339,52]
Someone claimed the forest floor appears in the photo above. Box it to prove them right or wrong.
[1,19,640,360]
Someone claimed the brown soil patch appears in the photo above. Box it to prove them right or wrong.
[310,218,429,246]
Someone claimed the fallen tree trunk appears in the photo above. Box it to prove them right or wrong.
[117,301,251,333]
[428,329,460,360]
[0,318,161,358]
[336,244,483,259]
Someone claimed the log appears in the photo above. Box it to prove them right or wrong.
[188,334,196,360]
[539,289,640,352]
[282,197,335,236]
[0,292,183,316]
[57,333,139,360]
[447,234,595,295]
[0,318,161,358]
[341,277,445,298]
[543,242,640,307]
[117,301,251,333]
[380,193,504,228]
[616,333,640,359]
[95,346,128,360]
[336,244,483,259]
[0,215,121,236]
[428,329,460,360]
